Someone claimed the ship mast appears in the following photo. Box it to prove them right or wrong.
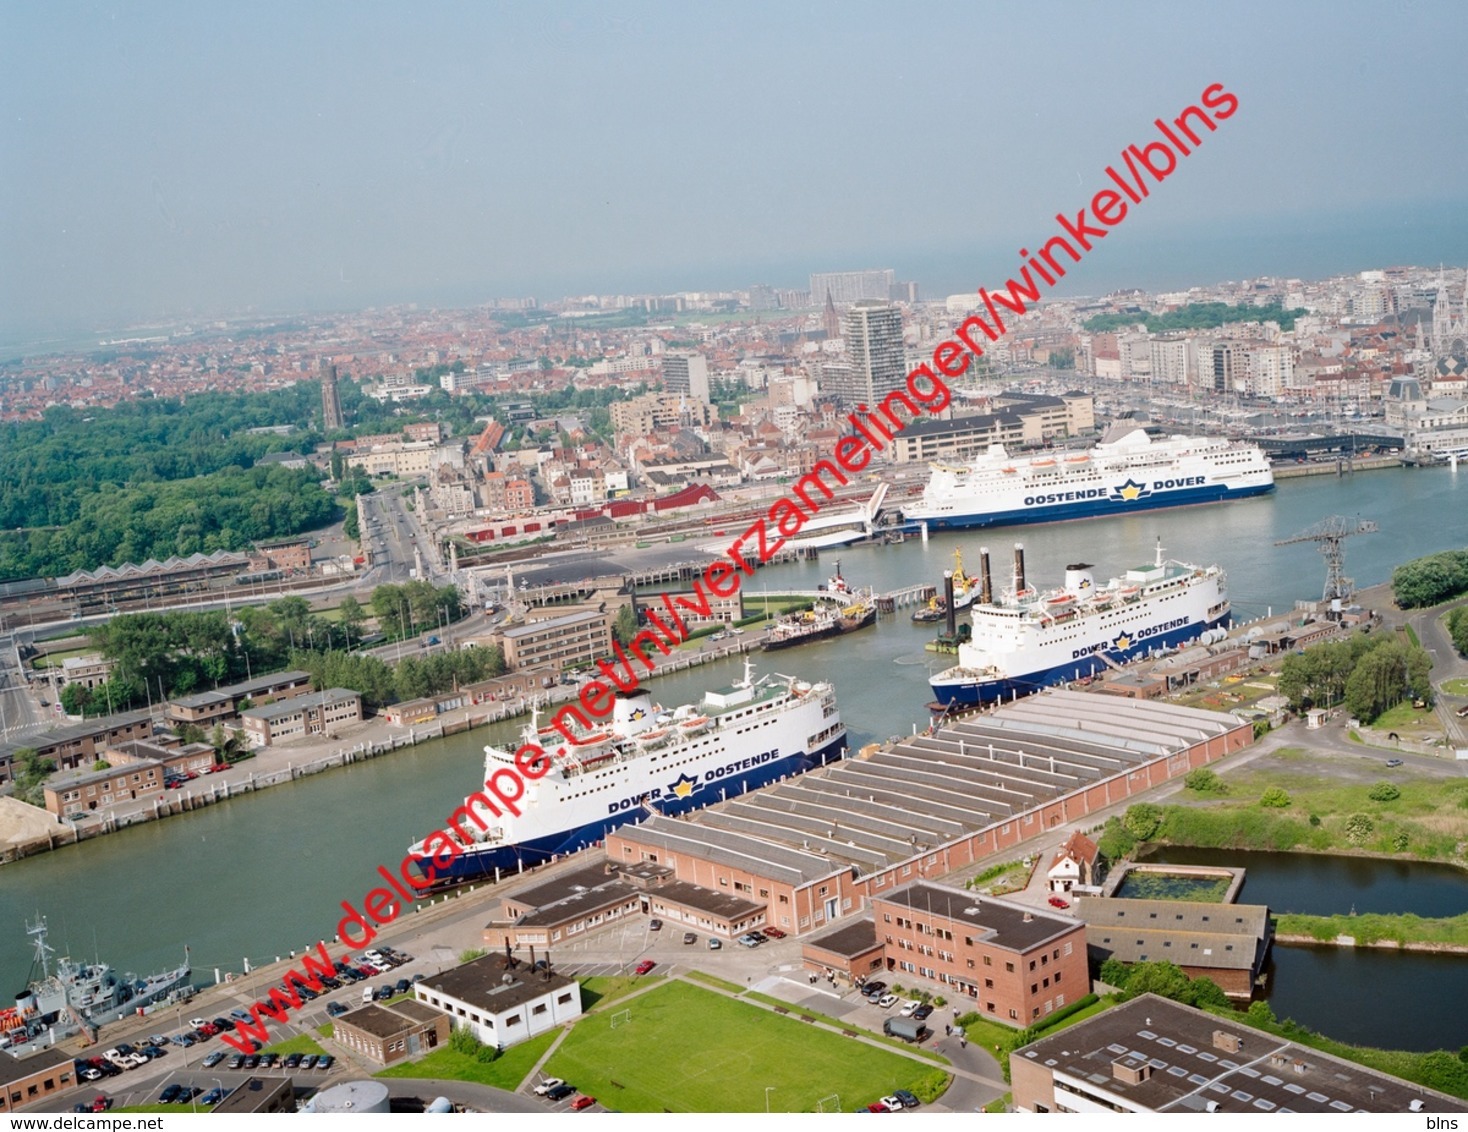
[27,916,54,981]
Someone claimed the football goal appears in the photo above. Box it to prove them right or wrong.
[816,1094,841,1113]
[610,1008,632,1029]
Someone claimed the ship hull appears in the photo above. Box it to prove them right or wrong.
[425,734,846,881]
[762,623,841,651]
[912,480,1273,532]
[930,612,1230,706]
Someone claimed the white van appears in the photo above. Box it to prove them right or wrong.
[362,985,374,1005]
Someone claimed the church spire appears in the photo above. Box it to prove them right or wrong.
[823,289,840,341]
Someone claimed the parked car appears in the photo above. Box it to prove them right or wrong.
[158,1084,182,1104]
[230,1008,253,1022]
[1386,758,1404,766]
[327,1001,349,1017]
[395,978,412,993]
[299,1055,318,1070]
[571,1095,596,1111]
[376,985,395,1000]
[544,1083,575,1102]
[881,1095,906,1111]
[736,933,762,947]
[202,1052,225,1069]
[761,926,786,939]
[912,1004,934,1022]
[227,1055,245,1070]
[891,1090,920,1109]
[534,1078,566,1097]
[876,993,899,1009]
[259,1053,279,1068]
[315,1055,334,1071]
[211,1017,235,1031]
[683,932,697,945]
[860,981,888,999]
[707,938,722,950]
[1048,895,1070,909]
[634,959,657,975]
[283,1053,302,1069]
[200,1088,226,1106]
[91,1097,112,1112]
[648,919,663,931]
[899,999,921,1017]
[747,930,768,943]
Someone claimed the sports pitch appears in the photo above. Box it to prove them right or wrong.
[544,980,944,1113]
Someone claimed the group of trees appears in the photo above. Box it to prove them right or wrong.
[1449,605,1468,657]
[1082,300,1308,334]
[1390,550,1468,609]
[1277,633,1432,722]
[368,581,462,641]
[1098,958,1233,1011]
[292,643,505,710]
[56,586,464,718]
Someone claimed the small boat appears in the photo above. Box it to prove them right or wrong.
[679,716,711,734]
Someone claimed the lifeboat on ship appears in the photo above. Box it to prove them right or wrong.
[679,716,711,734]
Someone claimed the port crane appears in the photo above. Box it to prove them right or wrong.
[1274,515,1379,608]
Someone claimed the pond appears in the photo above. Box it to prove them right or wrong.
[1141,847,1468,1051]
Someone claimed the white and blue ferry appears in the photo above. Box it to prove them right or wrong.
[904,427,1273,531]
[411,661,846,880]
[930,541,1230,707]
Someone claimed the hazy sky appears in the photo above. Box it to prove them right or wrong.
[4,0,1467,340]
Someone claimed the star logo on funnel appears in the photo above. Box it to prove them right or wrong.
[1110,478,1150,503]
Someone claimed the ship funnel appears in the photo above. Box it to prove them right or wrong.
[943,571,956,638]
[1013,543,1027,595]
[1064,563,1095,594]
[611,690,654,738]
[979,546,992,605]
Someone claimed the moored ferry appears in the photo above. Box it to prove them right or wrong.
[930,540,1230,707]
[410,661,846,879]
[904,427,1273,531]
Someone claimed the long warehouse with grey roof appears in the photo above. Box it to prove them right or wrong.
[606,689,1252,937]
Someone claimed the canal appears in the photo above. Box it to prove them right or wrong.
[2,464,1465,1038]
[1145,847,1468,1051]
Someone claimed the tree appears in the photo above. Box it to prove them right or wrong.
[337,596,366,649]
[1182,977,1232,1011]
[1122,803,1163,842]
[1098,957,1131,990]
[1390,550,1468,609]
[1119,960,1191,1002]
[60,683,93,717]
[1097,816,1136,862]
[11,748,56,807]
[1259,786,1292,808]
[612,604,639,646]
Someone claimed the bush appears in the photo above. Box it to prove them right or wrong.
[1097,817,1137,862]
[1308,813,1322,827]
[909,1069,953,1104]
[1392,831,1410,851]
[1368,782,1401,802]
[1184,768,1226,794]
[1259,786,1292,808]
[1344,813,1375,844]
[1122,803,1163,841]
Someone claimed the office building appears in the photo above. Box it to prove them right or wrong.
[1011,993,1467,1114]
[662,351,710,402]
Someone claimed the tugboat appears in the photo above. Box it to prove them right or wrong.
[912,549,976,623]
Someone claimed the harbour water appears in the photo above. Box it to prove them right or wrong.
[2,465,1465,1025]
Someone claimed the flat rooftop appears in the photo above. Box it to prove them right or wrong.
[878,882,1078,953]
[804,916,883,959]
[418,952,576,1014]
[1017,994,1466,1114]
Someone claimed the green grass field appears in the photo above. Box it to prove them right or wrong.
[375,1028,558,1089]
[545,980,943,1113]
[263,1033,327,1056]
